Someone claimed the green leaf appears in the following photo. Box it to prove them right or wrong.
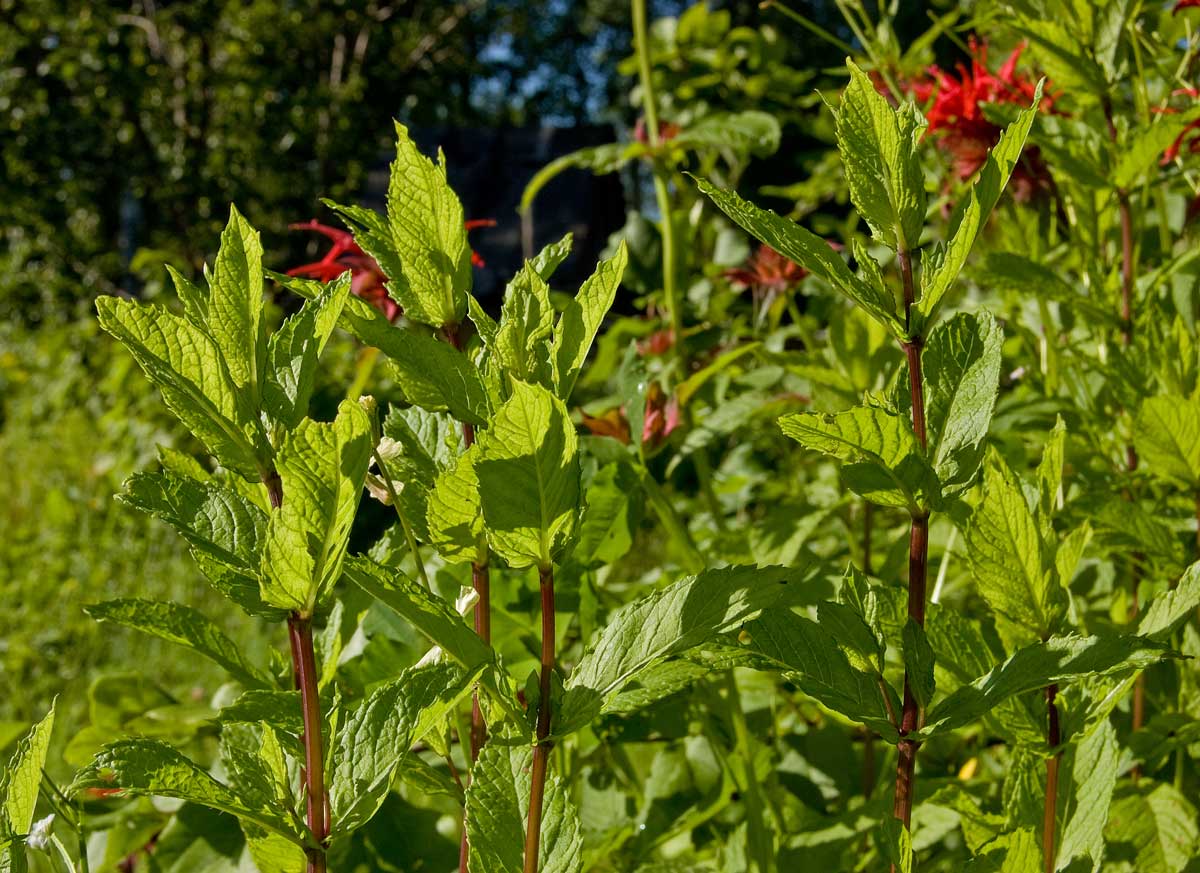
[319,201,406,291]
[551,243,627,400]
[1036,416,1067,517]
[835,60,926,251]
[120,470,267,570]
[919,311,1003,496]
[166,264,209,330]
[219,725,298,834]
[742,609,898,740]
[1139,561,1200,640]
[494,262,556,388]
[559,565,804,734]
[85,600,271,689]
[978,252,1115,325]
[1,704,54,836]
[464,742,582,873]
[921,633,1172,737]
[917,83,1042,326]
[1135,395,1200,488]
[344,556,519,718]
[271,272,490,426]
[74,739,304,845]
[692,176,903,335]
[529,233,574,280]
[779,406,937,510]
[1057,720,1119,873]
[1114,111,1200,188]
[383,122,472,328]
[965,451,1060,639]
[963,828,1039,872]
[574,462,638,567]
[260,401,373,615]
[426,443,486,564]
[263,274,350,428]
[95,297,265,479]
[383,327,491,427]
[330,661,479,834]
[208,205,266,402]
[475,380,581,569]
[816,599,883,675]
[218,691,303,741]
[1105,783,1199,873]
[672,110,782,157]
[902,619,936,710]
[874,818,913,873]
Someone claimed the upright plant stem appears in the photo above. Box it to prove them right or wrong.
[265,471,327,873]
[1043,683,1062,873]
[892,247,930,862]
[725,670,773,872]
[289,615,329,873]
[1105,101,1147,742]
[524,565,557,873]
[861,500,876,798]
[631,0,680,368]
[631,0,724,530]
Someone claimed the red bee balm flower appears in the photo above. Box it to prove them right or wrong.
[1157,89,1200,163]
[580,383,680,450]
[1176,0,1200,12]
[288,221,397,319]
[633,117,682,145]
[288,219,496,321]
[724,245,808,294]
[905,38,1055,200]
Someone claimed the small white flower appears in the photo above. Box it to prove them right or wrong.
[27,814,55,851]
[415,586,478,668]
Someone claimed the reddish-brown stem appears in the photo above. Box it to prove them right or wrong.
[902,340,927,448]
[862,500,876,798]
[524,565,556,873]
[1043,683,1061,873]
[289,615,329,873]
[263,469,283,511]
[1118,192,1135,348]
[265,471,327,870]
[892,247,928,870]
[892,512,929,837]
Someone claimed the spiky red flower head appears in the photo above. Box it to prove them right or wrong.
[905,38,1055,200]
[634,117,682,145]
[287,219,495,321]
[1175,0,1200,12]
[1156,89,1200,163]
[287,221,397,320]
[724,245,808,294]
[580,383,680,450]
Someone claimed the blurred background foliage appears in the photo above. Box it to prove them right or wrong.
[0,0,949,752]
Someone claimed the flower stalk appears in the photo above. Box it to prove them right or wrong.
[265,470,328,873]
[288,614,329,873]
[1043,683,1061,873]
[892,245,930,857]
[524,564,557,873]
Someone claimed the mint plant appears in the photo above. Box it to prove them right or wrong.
[8,4,1200,871]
